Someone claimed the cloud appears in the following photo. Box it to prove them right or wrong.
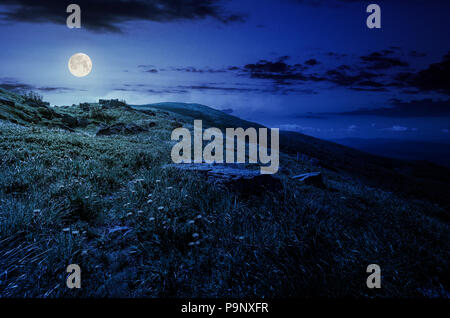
[360,50,409,70]
[293,95,450,119]
[0,0,244,33]
[409,50,427,58]
[238,56,324,85]
[304,58,320,66]
[324,67,380,87]
[279,124,319,133]
[0,78,81,93]
[312,98,450,118]
[134,51,450,98]
[0,80,33,92]
[396,52,450,94]
[381,125,414,132]
[169,66,227,74]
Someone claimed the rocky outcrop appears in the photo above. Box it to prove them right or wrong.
[292,172,325,188]
[165,163,281,194]
[80,103,90,112]
[61,114,78,128]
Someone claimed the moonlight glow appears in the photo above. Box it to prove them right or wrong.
[68,53,92,77]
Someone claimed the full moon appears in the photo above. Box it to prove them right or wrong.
[68,53,92,77]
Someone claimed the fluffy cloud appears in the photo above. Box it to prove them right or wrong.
[0,0,244,33]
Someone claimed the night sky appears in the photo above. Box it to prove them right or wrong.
[0,0,449,140]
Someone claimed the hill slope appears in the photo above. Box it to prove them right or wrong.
[135,101,450,208]
[0,89,448,298]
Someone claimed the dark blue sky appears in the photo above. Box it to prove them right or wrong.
[0,0,449,140]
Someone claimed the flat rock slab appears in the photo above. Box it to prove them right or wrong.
[292,171,325,188]
[165,163,281,194]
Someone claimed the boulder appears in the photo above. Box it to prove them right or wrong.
[139,110,156,116]
[77,118,89,128]
[292,171,325,188]
[96,122,148,136]
[165,163,281,194]
[80,103,90,111]
[61,114,78,128]
[37,106,58,120]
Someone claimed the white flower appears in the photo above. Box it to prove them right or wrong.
[147,199,153,204]
[192,233,199,238]
[149,217,155,221]
[157,206,164,210]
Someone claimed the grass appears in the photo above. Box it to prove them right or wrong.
[0,89,448,297]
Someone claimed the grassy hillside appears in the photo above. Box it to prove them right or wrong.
[0,89,448,297]
[133,102,264,130]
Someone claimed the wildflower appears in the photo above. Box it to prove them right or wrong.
[156,179,161,183]
[149,217,155,221]
[62,227,70,233]
[188,242,196,246]
[147,199,153,204]
[157,206,164,210]
[72,230,79,235]
[33,209,41,216]
[188,220,195,224]
[126,212,133,217]
[192,233,199,238]
[238,236,244,240]
[196,214,202,219]
[167,186,173,190]
[137,210,143,215]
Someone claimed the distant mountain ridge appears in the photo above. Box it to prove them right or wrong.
[332,138,450,169]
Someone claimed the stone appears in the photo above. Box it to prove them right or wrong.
[165,163,281,194]
[292,171,325,188]
[77,118,89,128]
[80,103,90,111]
[61,114,78,128]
